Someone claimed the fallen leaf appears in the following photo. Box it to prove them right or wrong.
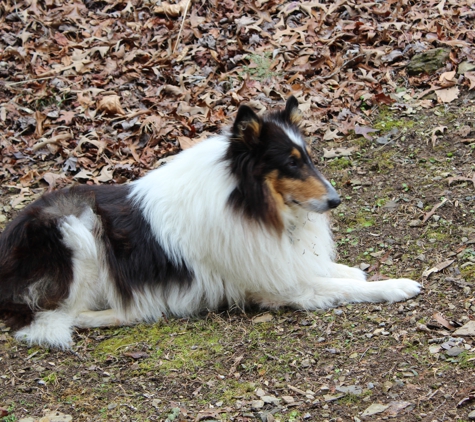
[433,312,456,330]
[154,0,190,17]
[386,401,412,416]
[43,172,67,192]
[439,70,456,84]
[430,126,447,146]
[73,169,94,180]
[57,110,76,125]
[447,174,475,188]
[464,72,475,90]
[323,147,356,159]
[422,259,454,278]
[177,136,200,150]
[354,125,379,140]
[374,92,396,105]
[94,165,114,183]
[435,86,459,103]
[362,403,390,417]
[97,95,125,116]
[323,127,341,141]
[252,313,274,323]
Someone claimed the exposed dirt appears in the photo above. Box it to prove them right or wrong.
[1,94,474,422]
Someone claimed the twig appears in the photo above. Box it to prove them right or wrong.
[2,76,58,87]
[422,197,447,224]
[374,133,404,151]
[173,0,192,54]
[31,133,73,152]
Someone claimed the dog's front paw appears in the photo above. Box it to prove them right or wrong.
[382,278,421,302]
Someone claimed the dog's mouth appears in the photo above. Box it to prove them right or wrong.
[287,197,334,214]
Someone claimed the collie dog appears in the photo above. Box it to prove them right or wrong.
[0,97,420,348]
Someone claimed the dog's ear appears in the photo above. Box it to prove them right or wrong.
[232,105,262,148]
[283,95,302,126]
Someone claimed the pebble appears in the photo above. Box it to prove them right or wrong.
[255,388,266,397]
[446,347,464,357]
[251,400,264,410]
[281,395,294,404]
[468,409,475,419]
[262,395,279,405]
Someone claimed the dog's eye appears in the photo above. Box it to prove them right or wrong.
[288,157,298,168]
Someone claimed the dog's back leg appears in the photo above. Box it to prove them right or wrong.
[74,309,129,328]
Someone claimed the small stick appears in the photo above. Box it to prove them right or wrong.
[173,0,192,54]
[422,197,447,224]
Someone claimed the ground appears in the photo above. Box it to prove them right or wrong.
[1,0,475,421]
[1,95,474,422]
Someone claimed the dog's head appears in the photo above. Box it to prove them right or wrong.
[226,96,340,232]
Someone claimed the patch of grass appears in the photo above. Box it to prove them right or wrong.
[328,157,353,170]
[455,351,475,369]
[374,106,416,132]
[240,52,279,81]
[0,403,17,422]
[218,380,256,405]
[93,320,224,375]
[42,372,58,385]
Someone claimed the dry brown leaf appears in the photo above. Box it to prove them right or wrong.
[177,136,200,150]
[430,126,447,146]
[422,259,454,278]
[447,174,475,188]
[439,70,456,85]
[43,172,67,192]
[94,166,114,183]
[433,312,456,331]
[73,169,94,180]
[252,313,274,323]
[464,72,475,90]
[97,95,125,116]
[323,127,341,141]
[153,0,189,17]
[355,125,379,140]
[20,170,40,187]
[34,111,47,138]
[176,102,208,117]
[435,86,459,103]
[123,351,150,360]
[323,147,356,159]
[32,132,73,152]
[75,135,107,157]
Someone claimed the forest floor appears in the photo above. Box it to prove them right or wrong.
[1,0,475,421]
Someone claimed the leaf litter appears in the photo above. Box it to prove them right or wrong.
[1,0,475,421]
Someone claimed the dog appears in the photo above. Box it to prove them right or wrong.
[0,96,421,348]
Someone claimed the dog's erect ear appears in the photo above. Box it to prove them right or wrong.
[283,95,302,126]
[232,104,263,148]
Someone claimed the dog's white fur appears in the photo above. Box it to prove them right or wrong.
[13,130,421,349]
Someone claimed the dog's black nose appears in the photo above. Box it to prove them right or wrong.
[327,197,341,209]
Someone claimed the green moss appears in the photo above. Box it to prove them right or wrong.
[328,157,352,169]
[374,107,415,132]
[93,320,224,374]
